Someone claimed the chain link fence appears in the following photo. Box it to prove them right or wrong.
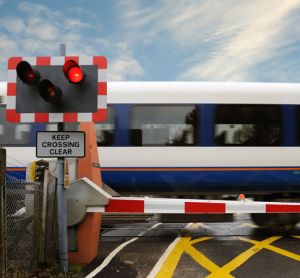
[5,175,42,276]
[0,148,5,277]
[0,152,57,277]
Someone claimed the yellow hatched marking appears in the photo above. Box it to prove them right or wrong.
[155,234,300,278]
[190,237,214,245]
[206,236,281,278]
[232,223,258,230]
[239,237,300,261]
[155,237,222,278]
[184,243,227,275]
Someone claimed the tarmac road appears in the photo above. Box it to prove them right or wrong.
[83,214,300,278]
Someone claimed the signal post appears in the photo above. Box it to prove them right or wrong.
[6,50,107,271]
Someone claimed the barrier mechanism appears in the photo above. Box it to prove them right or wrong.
[66,178,110,226]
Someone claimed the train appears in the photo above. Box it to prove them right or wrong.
[2,81,300,232]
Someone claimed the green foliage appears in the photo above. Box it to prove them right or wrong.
[69,265,83,274]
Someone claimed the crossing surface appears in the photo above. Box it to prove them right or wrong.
[83,215,300,278]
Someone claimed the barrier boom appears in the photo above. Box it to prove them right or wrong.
[87,197,300,214]
[66,178,300,228]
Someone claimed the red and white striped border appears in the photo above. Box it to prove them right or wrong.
[87,197,300,214]
[6,56,107,123]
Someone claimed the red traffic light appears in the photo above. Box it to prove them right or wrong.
[16,61,40,85]
[63,60,85,84]
[38,80,62,103]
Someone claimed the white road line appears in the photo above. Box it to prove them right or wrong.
[85,222,161,278]
[147,223,193,278]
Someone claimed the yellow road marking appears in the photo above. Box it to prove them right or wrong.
[239,237,300,261]
[155,237,222,278]
[190,237,214,245]
[232,223,258,230]
[206,236,282,278]
[183,241,226,275]
[155,232,300,278]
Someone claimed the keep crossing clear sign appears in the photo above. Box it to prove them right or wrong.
[36,131,85,158]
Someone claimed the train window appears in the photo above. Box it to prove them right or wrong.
[46,124,58,131]
[45,107,115,146]
[0,123,31,146]
[215,105,282,146]
[130,105,198,146]
[0,106,31,146]
[65,123,80,131]
[46,123,80,131]
[95,106,115,146]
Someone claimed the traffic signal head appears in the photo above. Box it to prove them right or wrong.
[63,60,85,84]
[7,56,107,123]
[39,79,62,103]
[16,61,40,85]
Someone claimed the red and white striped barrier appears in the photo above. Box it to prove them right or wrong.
[86,197,300,214]
[66,178,300,226]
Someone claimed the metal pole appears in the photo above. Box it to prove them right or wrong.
[57,44,68,273]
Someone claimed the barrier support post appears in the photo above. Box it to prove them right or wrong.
[68,123,102,264]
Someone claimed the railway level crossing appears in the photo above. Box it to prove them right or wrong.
[5,50,300,274]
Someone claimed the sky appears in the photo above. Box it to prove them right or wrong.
[1,0,300,82]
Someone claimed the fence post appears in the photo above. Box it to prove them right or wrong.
[0,148,6,277]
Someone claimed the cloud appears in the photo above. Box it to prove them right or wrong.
[109,55,144,81]
[27,18,60,41]
[65,19,90,30]
[0,4,84,76]
[90,39,144,80]
[180,0,300,81]
[0,17,25,34]
[0,2,144,81]
[18,1,61,18]
[117,0,300,81]
[0,33,20,54]
[70,6,99,20]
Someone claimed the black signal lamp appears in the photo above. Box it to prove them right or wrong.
[38,79,62,103]
[16,61,40,85]
[63,60,85,84]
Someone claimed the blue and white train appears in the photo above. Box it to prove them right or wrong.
[2,81,300,231]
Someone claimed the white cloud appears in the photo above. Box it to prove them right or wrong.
[109,55,144,81]
[65,19,90,30]
[118,0,300,81]
[27,18,60,41]
[91,38,144,80]
[0,17,25,34]
[70,6,98,20]
[0,34,19,53]
[0,0,145,82]
[180,0,300,80]
[18,2,61,18]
